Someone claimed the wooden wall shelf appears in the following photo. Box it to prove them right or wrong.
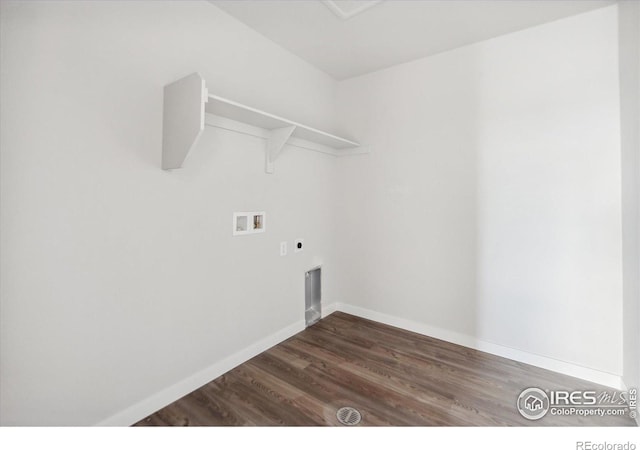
[161,73,363,172]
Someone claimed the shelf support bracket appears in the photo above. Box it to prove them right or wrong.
[265,125,296,174]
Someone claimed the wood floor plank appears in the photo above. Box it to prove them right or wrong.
[134,312,635,427]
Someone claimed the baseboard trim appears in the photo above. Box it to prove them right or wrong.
[322,301,339,318]
[332,302,623,390]
[97,302,624,426]
[95,319,305,426]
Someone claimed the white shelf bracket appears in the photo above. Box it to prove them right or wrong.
[161,73,207,170]
[265,125,296,174]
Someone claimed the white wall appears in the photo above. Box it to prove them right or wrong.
[1,0,631,427]
[0,1,342,425]
[619,0,640,396]
[336,6,623,378]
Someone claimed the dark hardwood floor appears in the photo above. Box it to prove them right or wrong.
[134,312,635,426]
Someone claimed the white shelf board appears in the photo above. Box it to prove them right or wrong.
[205,94,359,150]
[205,114,369,157]
[161,73,362,172]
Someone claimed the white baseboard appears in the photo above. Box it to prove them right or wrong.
[331,302,623,390]
[95,320,305,426]
[97,302,625,426]
[322,301,339,318]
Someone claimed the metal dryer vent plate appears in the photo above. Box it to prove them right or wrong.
[336,406,362,426]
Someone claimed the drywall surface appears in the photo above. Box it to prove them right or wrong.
[336,6,623,377]
[0,1,340,425]
[619,0,640,394]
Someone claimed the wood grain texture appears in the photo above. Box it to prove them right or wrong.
[135,312,635,426]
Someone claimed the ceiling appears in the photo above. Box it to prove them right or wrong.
[211,0,615,80]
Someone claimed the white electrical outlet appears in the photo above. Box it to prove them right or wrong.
[294,239,304,253]
[280,241,287,256]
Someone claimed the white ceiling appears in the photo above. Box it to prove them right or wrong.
[211,0,615,80]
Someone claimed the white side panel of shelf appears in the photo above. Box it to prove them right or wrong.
[161,73,208,170]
